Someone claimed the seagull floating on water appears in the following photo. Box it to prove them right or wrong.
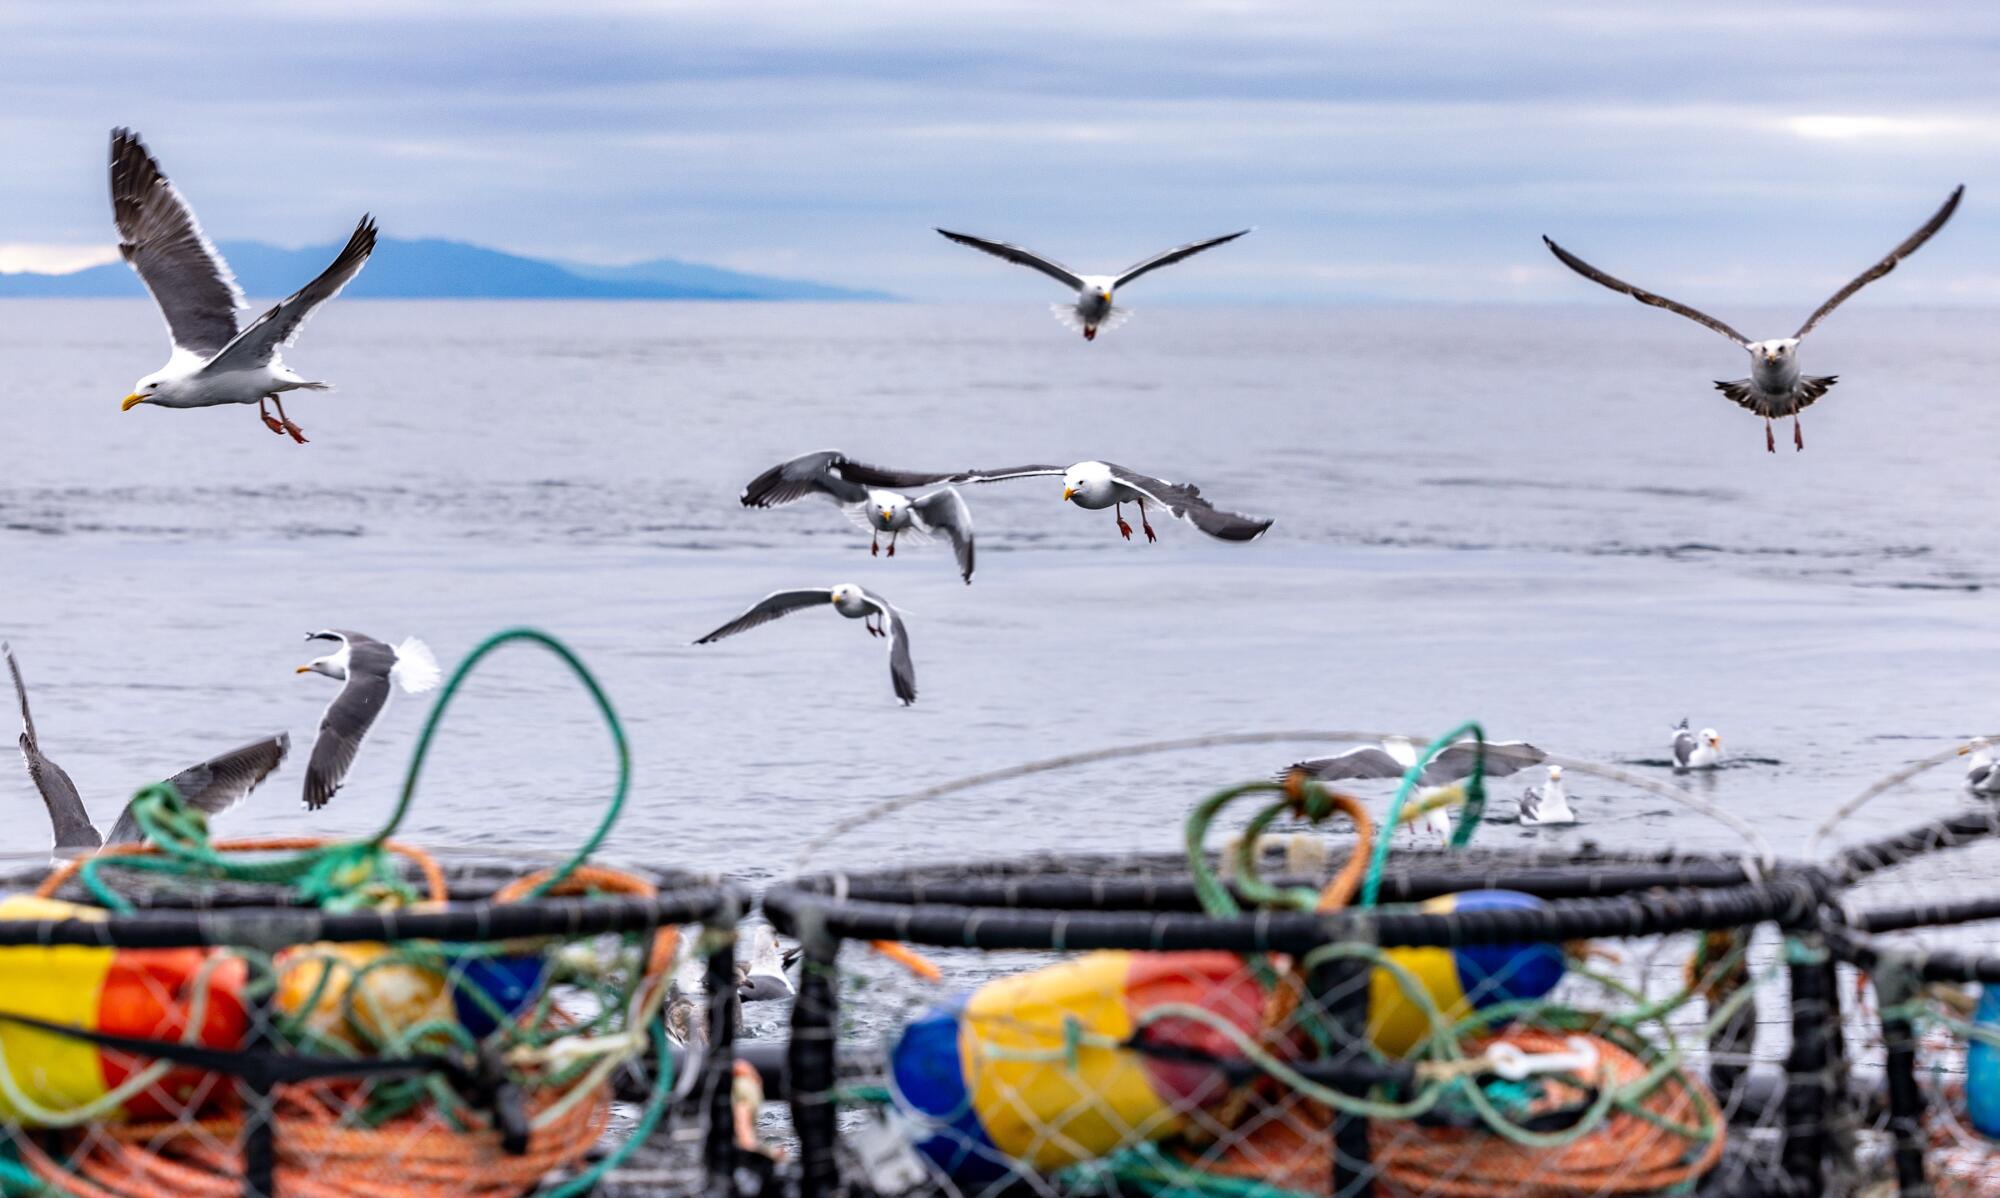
[737,926,798,1003]
[1671,720,1723,772]
[695,584,915,705]
[1542,186,1962,452]
[296,631,441,810]
[111,128,377,444]
[1960,738,2000,797]
[935,228,1249,340]
[1517,765,1576,827]
[7,643,287,853]
[740,451,976,582]
[874,460,1270,543]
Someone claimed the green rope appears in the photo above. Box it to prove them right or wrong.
[1361,720,1487,907]
[389,627,630,898]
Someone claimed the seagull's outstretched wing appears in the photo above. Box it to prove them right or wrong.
[935,229,1085,290]
[1541,236,1750,348]
[942,465,1070,485]
[912,489,976,584]
[694,589,837,644]
[1287,745,1410,781]
[1794,185,1964,339]
[110,128,244,358]
[304,668,391,811]
[740,451,957,508]
[1114,229,1251,289]
[204,216,377,374]
[1420,740,1547,785]
[107,733,290,846]
[860,590,917,705]
[1106,464,1273,542]
[4,643,101,851]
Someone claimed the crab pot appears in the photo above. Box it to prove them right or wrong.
[1830,804,2000,1198]
[0,854,744,1198]
[765,844,1836,1198]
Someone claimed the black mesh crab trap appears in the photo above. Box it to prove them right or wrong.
[0,629,751,1198]
[1813,747,2000,1198]
[760,731,1847,1198]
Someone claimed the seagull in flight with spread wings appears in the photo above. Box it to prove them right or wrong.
[7,642,288,853]
[110,128,377,443]
[1543,186,1962,452]
[935,228,1249,340]
[694,584,916,706]
[740,451,977,583]
[873,459,1271,544]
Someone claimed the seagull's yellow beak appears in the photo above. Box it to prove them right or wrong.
[1099,290,1112,302]
[880,509,893,521]
[1959,745,1975,756]
[121,393,147,411]
[1062,486,1075,502]
[294,665,313,674]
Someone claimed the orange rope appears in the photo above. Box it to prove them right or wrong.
[1184,1029,1726,1198]
[36,837,450,905]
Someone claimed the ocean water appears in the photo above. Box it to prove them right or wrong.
[1,298,1996,900]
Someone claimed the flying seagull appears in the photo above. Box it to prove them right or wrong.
[1542,186,1963,452]
[1517,764,1576,827]
[1671,720,1723,772]
[873,460,1270,543]
[935,228,1250,340]
[740,451,976,583]
[111,128,378,443]
[7,642,288,852]
[694,584,915,705]
[296,631,441,810]
[1285,737,1548,787]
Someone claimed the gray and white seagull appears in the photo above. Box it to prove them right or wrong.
[7,642,288,853]
[875,460,1271,543]
[740,451,976,583]
[1285,737,1548,787]
[694,584,916,705]
[935,227,1250,340]
[296,631,441,810]
[112,127,378,443]
[1543,186,1963,452]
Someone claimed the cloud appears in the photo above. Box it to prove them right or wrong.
[0,243,119,274]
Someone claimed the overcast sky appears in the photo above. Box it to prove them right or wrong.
[1,1,1996,301]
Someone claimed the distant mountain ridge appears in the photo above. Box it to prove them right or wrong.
[0,236,892,301]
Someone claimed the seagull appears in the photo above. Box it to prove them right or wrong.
[6,642,287,852]
[737,926,797,1003]
[740,451,976,583]
[694,584,915,705]
[1517,765,1576,827]
[935,228,1249,340]
[872,460,1270,543]
[1286,737,1548,787]
[111,128,378,444]
[296,631,441,810]
[1671,720,1723,772]
[1542,186,1962,452]
[1959,739,2000,796]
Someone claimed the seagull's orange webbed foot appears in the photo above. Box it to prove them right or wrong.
[1793,419,1804,452]
[1115,512,1133,540]
[1764,420,1775,454]
[1083,326,1097,342]
[282,421,309,444]
[258,397,286,435]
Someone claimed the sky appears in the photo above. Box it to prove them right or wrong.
[1,1,1998,302]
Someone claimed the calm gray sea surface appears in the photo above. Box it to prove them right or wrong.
[2,299,1996,897]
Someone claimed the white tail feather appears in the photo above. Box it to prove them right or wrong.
[391,636,442,694]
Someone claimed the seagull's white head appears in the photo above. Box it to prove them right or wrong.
[1700,728,1722,749]
[1751,339,1798,367]
[296,652,347,681]
[1960,737,1993,763]
[1060,461,1115,506]
[121,373,172,411]
[829,584,865,610]
[872,492,909,529]
[1547,764,1564,783]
